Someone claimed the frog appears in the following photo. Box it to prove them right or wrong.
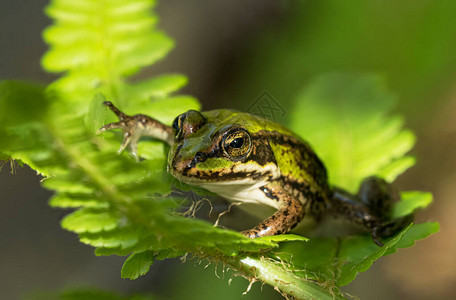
[98,101,413,246]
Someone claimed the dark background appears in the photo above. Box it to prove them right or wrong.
[1,1,456,299]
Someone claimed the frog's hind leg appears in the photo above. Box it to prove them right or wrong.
[331,177,413,246]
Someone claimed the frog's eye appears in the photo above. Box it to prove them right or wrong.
[172,114,186,140]
[221,128,252,159]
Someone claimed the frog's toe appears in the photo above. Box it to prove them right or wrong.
[371,214,414,247]
[117,131,132,153]
[98,101,134,134]
[97,121,124,134]
[103,101,128,120]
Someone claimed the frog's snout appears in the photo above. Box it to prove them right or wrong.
[173,151,207,172]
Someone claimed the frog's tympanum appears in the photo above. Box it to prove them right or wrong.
[99,101,413,246]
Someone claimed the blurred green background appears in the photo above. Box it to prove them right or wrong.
[1,1,455,299]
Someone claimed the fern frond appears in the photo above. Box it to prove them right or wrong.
[2,0,308,293]
[42,0,174,108]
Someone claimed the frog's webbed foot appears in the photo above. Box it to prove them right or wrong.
[97,101,173,157]
[241,184,306,238]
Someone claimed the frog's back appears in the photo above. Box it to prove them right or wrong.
[264,126,331,212]
[201,109,298,137]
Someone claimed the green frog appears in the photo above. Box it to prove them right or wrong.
[98,101,412,246]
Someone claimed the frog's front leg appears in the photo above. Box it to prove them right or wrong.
[241,183,306,238]
[97,101,173,156]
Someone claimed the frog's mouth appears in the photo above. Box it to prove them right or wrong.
[170,160,283,211]
[169,157,280,185]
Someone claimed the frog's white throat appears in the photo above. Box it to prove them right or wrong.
[172,161,281,210]
[200,180,281,210]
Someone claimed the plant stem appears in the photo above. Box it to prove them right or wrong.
[227,255,345,300]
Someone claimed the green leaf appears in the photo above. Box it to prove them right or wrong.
[114,32,174,75]
[25,287,156,300]
[61,209,120,233]
[338,221,439,285]
[0,81,48,127]
[49,193,108,209]
[79,228,142,249]
[289,74,416,192]
[41,0,172,106]
[377,156,416,182]
[59,289,130,300]
[261,74,438,290]
[384,222,439,255]
[394,191,433,218]
[256,234,308,243]
[336,225,411,286]
[43,177,95,194]
[271,238,338,281]
[125,74,188,100]
[121,251,155,279]
[273,221,439,288]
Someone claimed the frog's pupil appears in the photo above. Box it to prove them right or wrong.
[230,138,244,148]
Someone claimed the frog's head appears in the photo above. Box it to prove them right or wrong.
[168,109,281,185]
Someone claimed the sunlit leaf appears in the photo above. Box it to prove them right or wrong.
[394,191,433,218]
[61,209,120,233]
[121,251,155,279]
[278,74,437,287]
[290,74,416,192]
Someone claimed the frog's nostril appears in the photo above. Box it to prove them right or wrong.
[195,151,206,162]
[189,151,207,167]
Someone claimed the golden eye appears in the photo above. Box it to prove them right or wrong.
[222,128,252,159]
